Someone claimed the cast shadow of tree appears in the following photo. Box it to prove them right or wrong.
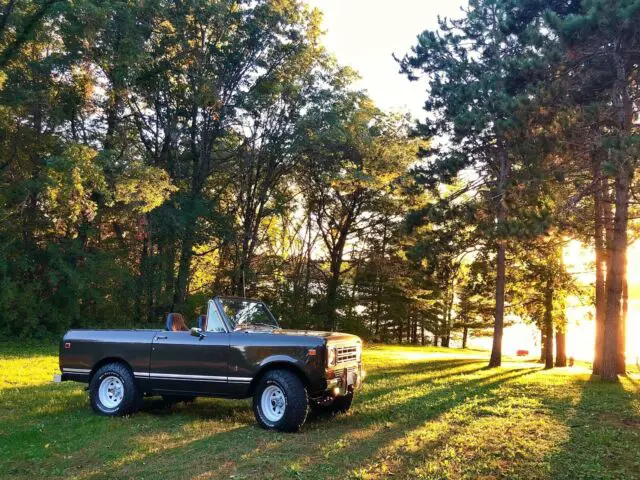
[76,361,539,479]
[544,375,640,480]
[3,358,544,480]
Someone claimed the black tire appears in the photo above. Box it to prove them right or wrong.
[162,395,196,405]
[252,370,308,432]
[89,363,142,416]
[311,391,354,415]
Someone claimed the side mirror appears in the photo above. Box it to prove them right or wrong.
[190,327,206,339]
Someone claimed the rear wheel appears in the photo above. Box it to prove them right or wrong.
[253,370,308,432]
[89,363,142,416]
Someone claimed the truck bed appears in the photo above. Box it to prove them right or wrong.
[59,329,159,382]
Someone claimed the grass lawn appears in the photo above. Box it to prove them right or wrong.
[1,344,639,479]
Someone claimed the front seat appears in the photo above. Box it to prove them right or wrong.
[196,314,207,331]
[165,313,176,331]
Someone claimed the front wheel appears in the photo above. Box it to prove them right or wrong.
[253,370,308,432]
[89,363,142,416]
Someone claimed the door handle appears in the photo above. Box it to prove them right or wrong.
[155,335,168,340]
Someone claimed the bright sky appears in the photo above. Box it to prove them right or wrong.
[307,0,467,120]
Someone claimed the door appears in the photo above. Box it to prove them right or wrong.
[149,303,230,395]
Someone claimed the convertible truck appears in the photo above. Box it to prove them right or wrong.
[56,296,364,432]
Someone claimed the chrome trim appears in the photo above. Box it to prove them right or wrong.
[228,377,252,383]
[335,345,358,364]
[143,373,253,383]
[149,372,227,382]
[63,368,91,374]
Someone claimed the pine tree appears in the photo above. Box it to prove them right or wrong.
[544,0,640,379]
[400,0,551,366]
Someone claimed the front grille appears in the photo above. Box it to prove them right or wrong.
[335,366,357,379]
[336,345,358,364]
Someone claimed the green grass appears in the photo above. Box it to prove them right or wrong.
[1,344,639,479]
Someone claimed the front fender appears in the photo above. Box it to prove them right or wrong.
[258,353,307,370]
[228,341,326,397]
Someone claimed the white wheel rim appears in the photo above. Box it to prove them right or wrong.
[261,385,286,422]
[98,376,124,409]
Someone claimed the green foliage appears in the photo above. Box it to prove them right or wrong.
[0,0,425,341]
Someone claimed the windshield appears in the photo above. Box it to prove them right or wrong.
[217,298,279,330]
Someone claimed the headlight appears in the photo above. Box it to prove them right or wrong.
[327,346,336,367]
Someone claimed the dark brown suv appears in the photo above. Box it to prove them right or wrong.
[56,296,365,432]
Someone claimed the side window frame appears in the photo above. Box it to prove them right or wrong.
[206,299,229,333]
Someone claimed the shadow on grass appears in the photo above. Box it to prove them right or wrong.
[545,375,640,480]
[292,366,541,477]
[359,359,488,405]
[84,363,539,479]
[1,358,542,480]
[364,358,485,382]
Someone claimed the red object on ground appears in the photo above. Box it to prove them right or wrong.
[516,350,529,357]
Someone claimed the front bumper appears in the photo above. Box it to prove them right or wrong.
[326,363,365,395]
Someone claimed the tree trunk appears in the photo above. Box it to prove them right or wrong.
[173,209,197,309]
[442,283,454,348]
[602,167,629,380]
[602,52,632,380]
[489,148,509,368]
[374,222,388,336]
[325,272,340,331]
[323,221,351,331]
[234,188,271,296]
[301,211,313,315]
[489,241,506,367]
[442,314,451,347]
[544,283,554,370]
[135,238,149,322]
[555,327,567,367]
[540,326,546,363]
[462,326,468,349]
[146,240,155,323]
[592,156,606,375]
[104,89,122,151]
[374,290,383,337]
[617,259,627,373]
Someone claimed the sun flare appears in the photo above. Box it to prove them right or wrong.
[475,240,640,362]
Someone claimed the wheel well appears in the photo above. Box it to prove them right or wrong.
[90,357,133,380]
[248,362,310,396]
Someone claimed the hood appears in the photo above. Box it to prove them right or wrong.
[272,329,362,344]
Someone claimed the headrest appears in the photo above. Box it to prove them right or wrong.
[165,313,175,331]
[196,315,207,331]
